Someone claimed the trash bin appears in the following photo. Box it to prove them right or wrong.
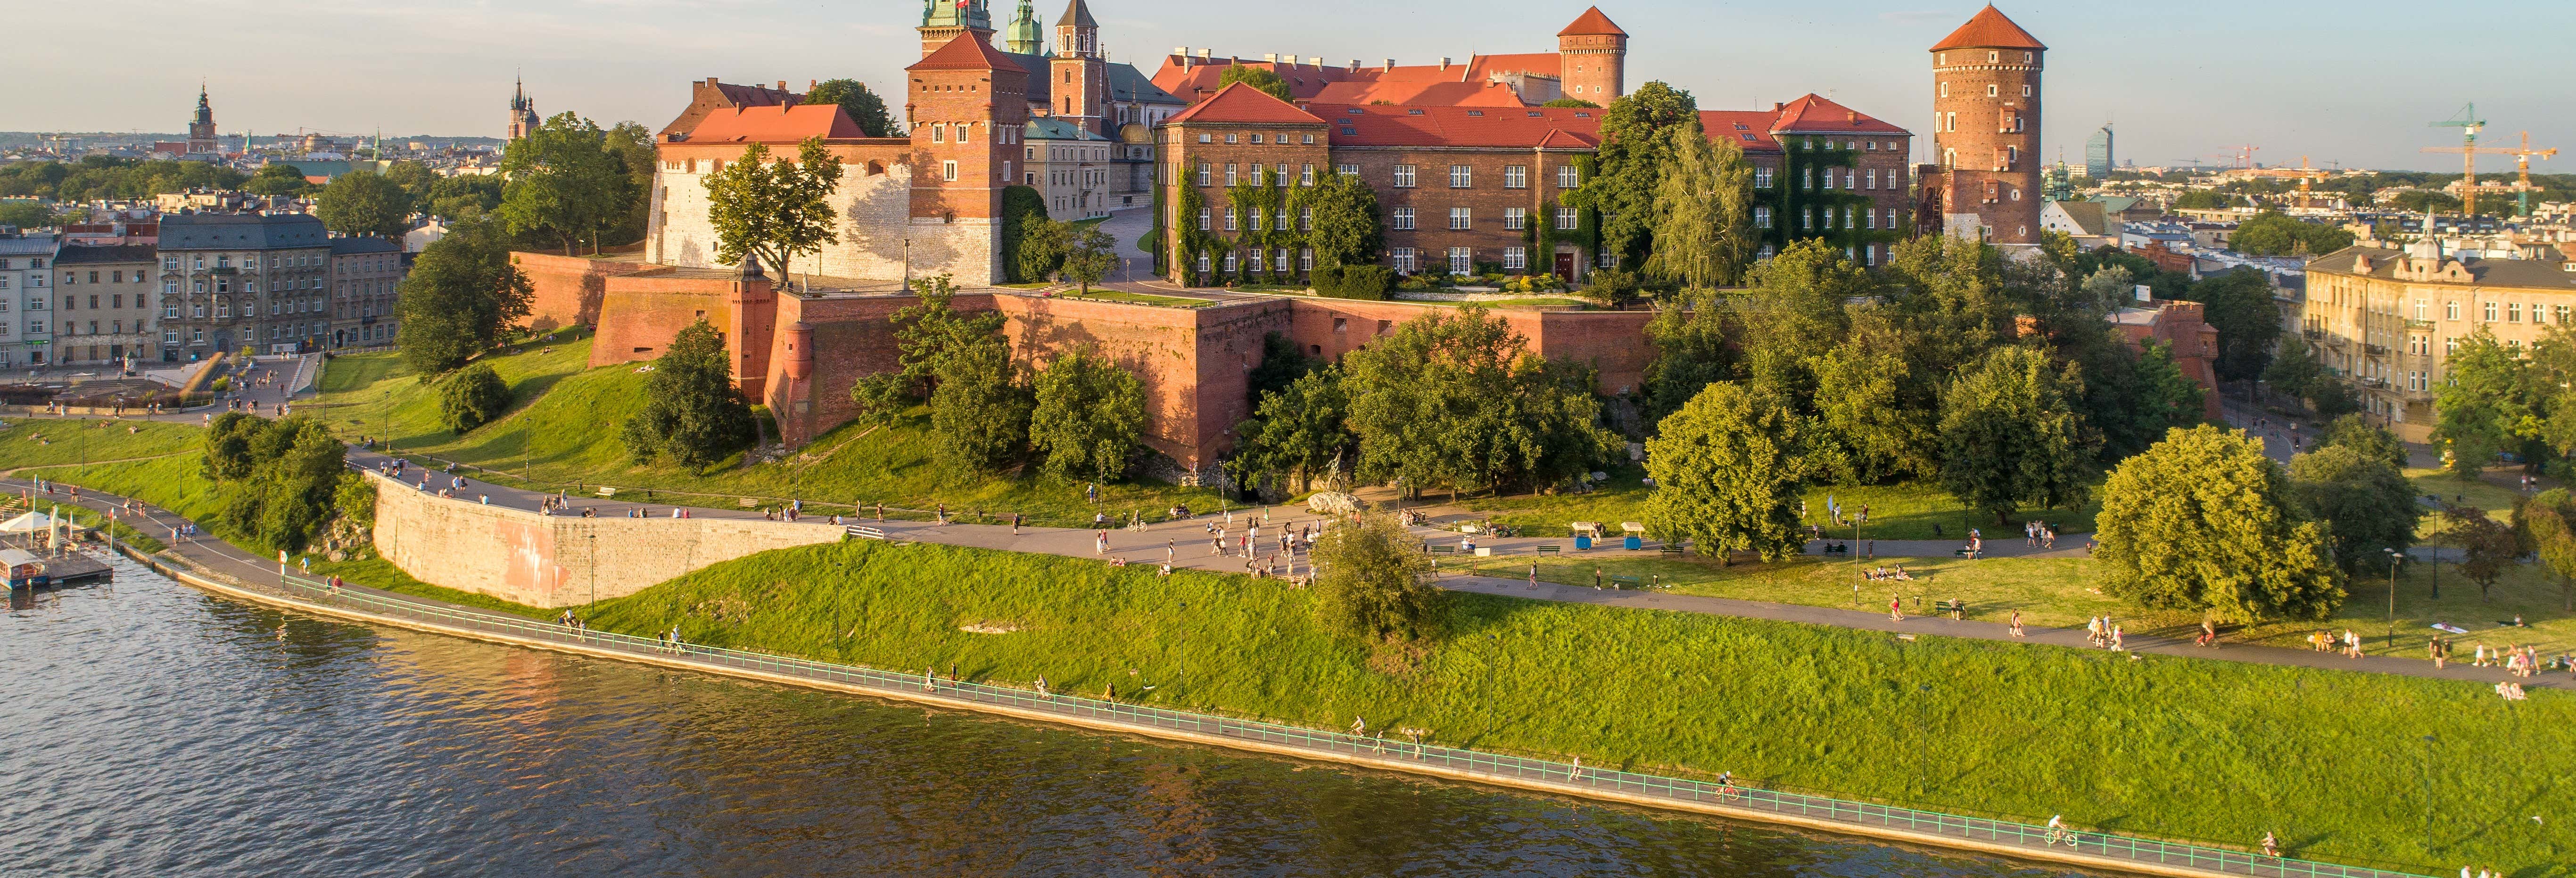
[1623,536,1642,550]
[1574,536,1593,550]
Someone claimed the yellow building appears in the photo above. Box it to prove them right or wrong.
[2302,244,2576,441]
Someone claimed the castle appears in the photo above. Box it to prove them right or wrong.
[529,5,2072,483]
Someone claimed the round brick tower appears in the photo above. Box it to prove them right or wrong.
[1556,6,1627,103]
[1929,5,2045,245]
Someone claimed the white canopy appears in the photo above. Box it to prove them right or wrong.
[0,511,65,533]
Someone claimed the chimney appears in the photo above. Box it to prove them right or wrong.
[1264,53,1278,63]
[1199,49,1212,58]
[1774,102,1784,111]
[1348,59,1360,72]
[1307,56,1322,66]
[1439,57,1451,71]
[706,77,720,87]
[1384,58,1395,72]
[776,81,787,92]
[809,79,817,90]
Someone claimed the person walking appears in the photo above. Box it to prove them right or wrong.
[2009,610,2025,638]
[1593,568,1602,591]
[1890,594,1904,622]
[1529,562,1539,591]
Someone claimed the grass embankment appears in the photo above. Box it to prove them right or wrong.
[1457,464,2101,540]
[0,418,201,470]
[578,539,2570,871]
[1055,290,1214,308]
[315,336,1222,526]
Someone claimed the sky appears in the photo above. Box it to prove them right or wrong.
[10,0,2572,174]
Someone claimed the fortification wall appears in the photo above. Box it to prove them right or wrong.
[647,152,999,285]
[512,252,664,333]
[369,471,843,609]
[589,276,735,368]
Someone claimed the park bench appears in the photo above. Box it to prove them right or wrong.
[737,497,760,508]
[1608,574,1643,589]
[1658,544,1685,556]
[847,525,888,541]
[1952,547,1979,559]
[1427,545,1458,555]
[1534,544,1561,555]
[594,486,617,498]
[1933,599,1967,619]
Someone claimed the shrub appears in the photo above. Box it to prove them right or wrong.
[1313,264,1392,300]
[436,362,512,434]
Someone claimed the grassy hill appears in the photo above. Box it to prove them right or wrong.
[576,538,2572,872]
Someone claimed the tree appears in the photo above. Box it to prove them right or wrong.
[1641,288,1735,424]
[245,163,312,196]
[1029,347,1146,482]
[2263,335,2325,408]
[850,274,1009,418]
[2076,264,2135,316]
[2516,488,2576,610]
[497,111,631,254]
[1059,224,1117,292]
[1216,66,1294,102]
[928,341,1032,474]
[1936,345,2092,525]
[2096,425,2343,623]
[382,160,437,203]
[1244,331,1321,406]
[804,78,900,137]
[1812,331,1937,484]
[620,321,757,472]
[2130,339,2208,435]
[2317,413,2408,469]
[436,362,512,434]
[1343,307,1618,496]
[1014,217,1070,283]
[602,121,659,246]
[1229,367,1354,494]
[703,138,844,280]
[314,171,412,239]
[2432,329,2532,477]
[1310,509,1442,642]
[1640,124,1755,289]
[999,186,1052,282]
[2288,445,2418,574]
[2172,189,2233,211]
[1303,170,1385,268]
[1644,382,1813,564]
[0,202,55,229]
[2180,268,2280,386]
[424,173,505,221]
[1565,81,1698,271]
[395,217,535,375]
[2445,503,2518,602]
[202,415,349,552]
[1540,98,1600,108]
[2231,211,2353,256]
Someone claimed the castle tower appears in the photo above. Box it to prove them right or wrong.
[919,0,996,58]
[507,76,540,140]
[1929,5,2045,244]
[187,85,218,155]
[908,29,1029,280]
[1050,0,1107,134]
[1556,7,1627,103]
[1003,0,1043,54]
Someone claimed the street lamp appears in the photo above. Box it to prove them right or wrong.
[2384,547,2402,648]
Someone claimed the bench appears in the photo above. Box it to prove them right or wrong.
[1535,545,1561,555]
[594,486,617,498]
[737,498,760,508]
[1608,574,1643,589]
[1952,547,1979,559]
[1659,544,1685,556]
[1933,599,1967,619]
[847,525,888,541]
[1428,545,1457,555]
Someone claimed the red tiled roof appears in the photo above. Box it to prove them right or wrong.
[1152,53,1565,107]
[687,105,866,142]
[910,31,1018,71]
[713,82,797,108]
[1697,111,1785,154]
[1167,82,1326,125]
[1557,6,1627,37]
[1931,5,2045,51]
[1310,104,1604,148]
[1462,53,1564,81]
[1767,94,1910,135]
[1311,80,1527,107]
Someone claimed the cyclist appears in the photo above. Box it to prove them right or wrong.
[2046,815,2071,846]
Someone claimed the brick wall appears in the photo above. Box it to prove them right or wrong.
[589,274,733,367]
[513,252,663,332]
[369,471,844,608]
[1930,45,2043,243]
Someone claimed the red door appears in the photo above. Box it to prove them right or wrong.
[1554,252,1576,280]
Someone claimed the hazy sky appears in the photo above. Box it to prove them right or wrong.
[12,0,2571,173]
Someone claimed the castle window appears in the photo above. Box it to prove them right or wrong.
[1754,166,1773,188]
[1393,164,1416,188]
[1250,134,1264,144]
[1988,51,1999,62]
[1225,133,1239,144]
[1801,208,1813,230]
[1449,165,1471,188]
[2510,302,2523,323]
[1754,206,1771,229]
[1504,165,1527,189]
[1197,163,1211,186]
[1226,164,1238,186]
[1277,209,1289,230]
[1555,207,1578,229]
[1557,164,1579,188]
[2022,85,2032,97]
[1987,84,1998,97]
[1939,82,1948,98]
[1276,164,1289,184]
[1337,164,1359,176]
[1275,250,1290,272]
[1448,207,1470,230]
[1225,207,1238,231]
[1866,209,1878,230]
[956,124,969,144]
[1197,253,1211,274]
[1866,141,1877,151]
[1301,133,1315,145]
[1504,207,1525,230]
[932,124,945,143]
[1802,168,1813,189]
[941,160,958,181]
[1504,247,1526,270]
[1250,164,1265,186]
[1300,164,1315,185]
[1391,207,1415,230]
[1222,253,1238,271]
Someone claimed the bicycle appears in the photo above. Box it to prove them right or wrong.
[2044,828,2080,847]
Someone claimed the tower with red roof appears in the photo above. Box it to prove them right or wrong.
[1557,7,1627,103]
[1928,5,2045,245]
[907,30,1030,280]
[1049,0,1108,135]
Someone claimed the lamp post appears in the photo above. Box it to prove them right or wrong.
[2385,547,2402,648]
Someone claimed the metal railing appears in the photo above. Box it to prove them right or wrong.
[251,570,2426,878]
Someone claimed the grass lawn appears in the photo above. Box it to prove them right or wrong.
[575,539,2573,872]
[1467,297,1591,308]
[315,339,1222,527]
[1056,290,1214,308]
[309,328,598,451]
[0,418,201,470]
[1457,465,2099,541]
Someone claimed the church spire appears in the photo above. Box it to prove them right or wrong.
[1004,0,1043,54]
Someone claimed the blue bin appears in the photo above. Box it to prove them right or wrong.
[1624,536,1642,550]
[1574,536,1593,550]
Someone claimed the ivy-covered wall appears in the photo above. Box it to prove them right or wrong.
[1759,137,1909,257]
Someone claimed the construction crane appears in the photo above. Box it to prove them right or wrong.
[2226,144,2262,170]
[2423,103,2498,216]
[2493,131,2559,216]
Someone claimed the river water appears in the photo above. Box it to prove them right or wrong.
[0,557,2089,877]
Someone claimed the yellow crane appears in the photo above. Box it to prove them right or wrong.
[2421,103,2508,215]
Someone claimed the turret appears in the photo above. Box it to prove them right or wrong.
[1556,7,1627,102]
[1004,0,1043,54]
[1929,4,2046,244]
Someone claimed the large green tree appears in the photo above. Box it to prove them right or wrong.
[1343,307,1617,496]
[620,321,757,472]
[314,171,412,239]
[394,218,535,375]
[2231,211,2355,256]
[202,413,350,553]
[1216,66,1294,102]
[929,341,1033,475]
[2262,335,2326,409]
[1060,224,1118,292]
[2431,329,2533,476]
[497,111,632,255]
[1304,170,1385,268]
[804,78,900,137]
[1811,325,1938,484]
[1640,124,1755,289]
[1228,367,1354,494]
[2516,488,2576,610]
[2179,267,2281,386]
[849,274,1010,418]
[1643,382,1813,563]
[2096,425,2344,623]
[2445,503,2519,602]
[2317,413,2409,469]
[245,163,312,197]
[2287,444,2419,574]
[603,121,659,246]
[1310,509,1442,643]
[1029,347,1146,482]
[703,138,844,280]
[1565,81,1698,271]
[1936,345,2092,524]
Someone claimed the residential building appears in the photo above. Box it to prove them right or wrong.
[0,230,57,367]
[1925,6,2046,246]
[1023,117,1113,219]
[329,236,406,350]
[51,244,159,367]
[157,213,335,361]
[2040,199,2113,250]
[2302,242,2576,439]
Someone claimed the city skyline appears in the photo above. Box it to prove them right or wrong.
[9,0,2572,173]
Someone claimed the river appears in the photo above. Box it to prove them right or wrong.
[0,556,2091,876]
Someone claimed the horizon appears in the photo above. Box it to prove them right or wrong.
[8,0,2571,174]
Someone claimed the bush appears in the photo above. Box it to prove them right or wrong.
[1312,264,1392,300]
[1581,267,1642,305]
[436,362,512,434]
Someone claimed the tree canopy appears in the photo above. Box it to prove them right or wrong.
[436,362,512,434]
[2230,212,2354,256]
[1936,345,2092,524]
[395,218,535,375]
[497,111,633,254]
[202,413,351,553]
[1311,510,1442,643]
[850,274,1010,419]
[2287,444,2418,574]
[620,321,757,471]
[1643,382,1813,563]
[1216,66,1294,102]
[1343,307,1618,496]
[1228,366,1354,494]
[1303,170,1385,269]
[804,78,900,137]
[1029,347,1146,482]
[1640,124,1755,289]
[929,341,1033,475]
[2096,425,2343,623]
[2177,267,2281,385]
[1565,81,1698,271]
[314,170,412,239]
[703,138,845,279]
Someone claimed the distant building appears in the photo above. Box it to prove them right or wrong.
[1022,116,1111,220]
[508,77,541,141]
[187,86,220,156]
[327,236,406,350]
[2039,199,2113,250]
[0,230,59,367]
[50,244,159,367]
[2304,243,2576,439]
[156,213,335,360]
[2084,123,2114,180]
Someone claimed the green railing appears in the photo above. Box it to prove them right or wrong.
[258,570,2427,878]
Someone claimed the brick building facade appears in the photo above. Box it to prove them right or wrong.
[1925,5,2045,246]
